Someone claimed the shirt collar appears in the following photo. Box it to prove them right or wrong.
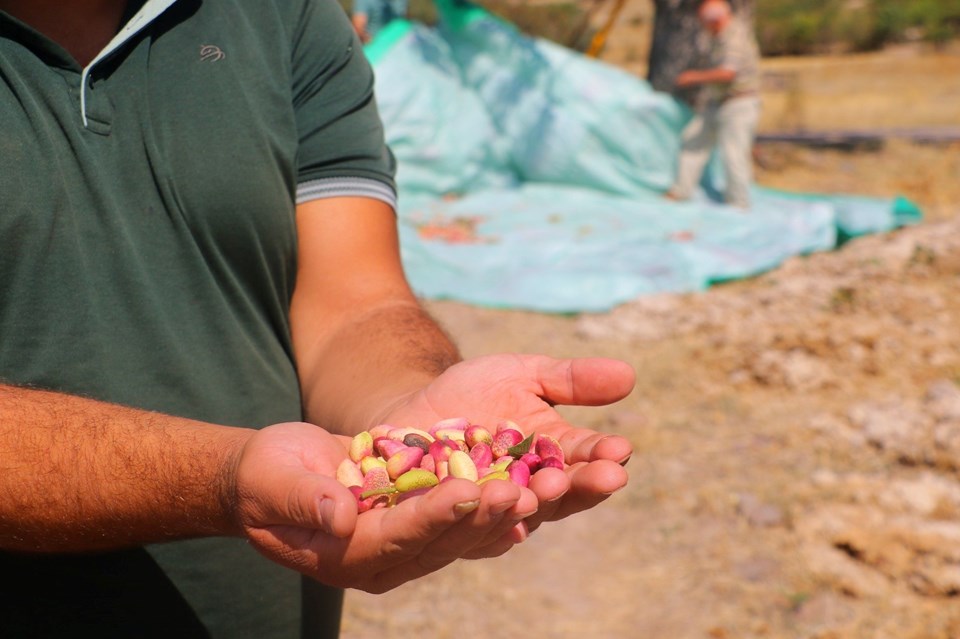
[81,0,180,126]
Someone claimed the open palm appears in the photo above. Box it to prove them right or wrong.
[381,354,637,531]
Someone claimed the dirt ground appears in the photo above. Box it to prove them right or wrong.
[340,28,960,639]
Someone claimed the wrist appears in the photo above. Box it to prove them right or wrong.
[213,426,258,536]
[297,302,461,434]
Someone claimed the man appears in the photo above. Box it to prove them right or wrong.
[0,0,636,637]
[665,0,761,209]
[351,0,409,43]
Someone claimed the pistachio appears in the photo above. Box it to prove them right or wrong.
[468,442,494,469]
[375,437,407,460]
[428,417,470,436]
[477,470,510,485]
[360,455,387,475]
[491,428,525,458]
[335,417,571,509]
[448,450,479,482]
[534,434,565,465]
[395,468,441,493]
[386,446,425,480]
[336,458,364,488]
[348,431,374,463]
[506,459,531,488]
[464,425,494,448]
[403,433,433,453]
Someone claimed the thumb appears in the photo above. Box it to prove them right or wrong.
[249,468,359,538]
[532,357,636,407]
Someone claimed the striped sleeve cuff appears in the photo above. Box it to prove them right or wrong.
[295,177,398,210]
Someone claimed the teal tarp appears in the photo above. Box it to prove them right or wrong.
[368,2,921,313]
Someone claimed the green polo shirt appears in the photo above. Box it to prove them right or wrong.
[0,0,395,636]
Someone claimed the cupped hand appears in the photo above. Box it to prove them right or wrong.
[230,422,537,593]
[379,354,636,537]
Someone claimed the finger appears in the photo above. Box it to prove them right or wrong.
[248,468,359,538]
[247,483,477,593]
[530,356,635,407]
[536,460,628,524]
[375,478,485,555]
[518,466,570,532]
[430,480,539,556]
[559,431,634,465]
[248,479,518,593]
[463,467,569,544]
[461,522,530,560]
[411,479,529,570]
[361,480,526,592]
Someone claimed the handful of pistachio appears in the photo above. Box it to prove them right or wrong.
[336,418,566,511]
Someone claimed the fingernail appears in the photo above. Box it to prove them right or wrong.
[318,498,337,534]
[512,521,530,542]
[453,499,480,517]
[618,454,632,466]
[545,490,568,504]
[489,501,514,516]
[513,508,538,520]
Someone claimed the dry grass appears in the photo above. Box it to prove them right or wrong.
[759,42,960,132]
[750,41,960,224]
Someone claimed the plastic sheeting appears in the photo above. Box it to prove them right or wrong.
[367,1,922,313]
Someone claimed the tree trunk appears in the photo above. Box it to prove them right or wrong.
[647,0,754,96]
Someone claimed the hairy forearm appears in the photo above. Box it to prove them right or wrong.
[290,198,461,435]
[297,300,461,435]
[0,385,251,552]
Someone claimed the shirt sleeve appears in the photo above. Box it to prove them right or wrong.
[718,20,748,74]
[291,0,397,209]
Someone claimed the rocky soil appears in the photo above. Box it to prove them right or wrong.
[340,144,960,638]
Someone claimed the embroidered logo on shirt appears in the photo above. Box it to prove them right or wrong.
[200,45,226,62]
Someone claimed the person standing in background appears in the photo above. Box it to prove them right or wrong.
[665,0,761,209]
[352,0,409,42]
